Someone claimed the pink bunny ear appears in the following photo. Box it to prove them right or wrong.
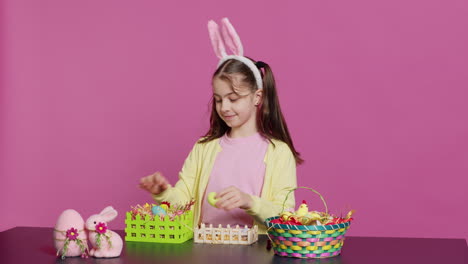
[220,17,244,56]
[208,20,227,59]
[99,206,118,222]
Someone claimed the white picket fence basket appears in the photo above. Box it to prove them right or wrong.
[194,223,258,245]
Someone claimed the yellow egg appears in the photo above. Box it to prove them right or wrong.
[207,192,219,207]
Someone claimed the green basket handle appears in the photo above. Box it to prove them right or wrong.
[281,186,329,215]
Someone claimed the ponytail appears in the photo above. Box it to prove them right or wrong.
[257,62,304,165]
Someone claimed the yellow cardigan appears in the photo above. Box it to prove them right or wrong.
[152,137,297,233]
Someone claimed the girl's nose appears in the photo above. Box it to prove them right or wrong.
[220,101,230,112]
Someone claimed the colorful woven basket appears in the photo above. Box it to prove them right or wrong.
[264,187,352,258]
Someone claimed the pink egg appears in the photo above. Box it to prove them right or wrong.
[53,209,87,258]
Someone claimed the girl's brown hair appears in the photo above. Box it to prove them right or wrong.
[199,57,303,165]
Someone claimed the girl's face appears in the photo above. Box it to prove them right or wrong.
[212,75,262,136]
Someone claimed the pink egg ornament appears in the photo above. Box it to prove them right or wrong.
[53,209,88,258]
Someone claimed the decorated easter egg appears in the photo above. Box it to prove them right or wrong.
[54,209,87,258]
[207,192,219,207]
[151,206,167,217]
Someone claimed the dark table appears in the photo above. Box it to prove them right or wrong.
[0,227,466,264]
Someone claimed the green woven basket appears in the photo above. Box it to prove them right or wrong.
[124,210,193,243]
[265,187,352,258]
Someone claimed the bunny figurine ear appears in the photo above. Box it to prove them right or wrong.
[208,20,227,59]
[99,206,118,222]
[220,17,244,56]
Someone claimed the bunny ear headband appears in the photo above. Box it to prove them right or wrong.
[207,17,263,90]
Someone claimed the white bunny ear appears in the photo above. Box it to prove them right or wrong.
[220,17,244,56]
[208,20,227,59]
[99,206,118,222]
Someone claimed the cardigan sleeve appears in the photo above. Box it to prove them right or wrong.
[245,142,297,223]
[152,141,200,205]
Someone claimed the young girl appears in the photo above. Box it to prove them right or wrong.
[139,18,303,233]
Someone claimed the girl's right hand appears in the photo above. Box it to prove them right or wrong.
[139,172,170,195]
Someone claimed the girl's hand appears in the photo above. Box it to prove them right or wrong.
[214,186,253,211]
[139,172,170,195]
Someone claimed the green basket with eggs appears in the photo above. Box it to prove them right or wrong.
[125,202,194,243]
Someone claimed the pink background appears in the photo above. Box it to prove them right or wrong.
[1,0,467,241]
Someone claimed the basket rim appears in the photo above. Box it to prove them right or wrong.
[264,216,351,231]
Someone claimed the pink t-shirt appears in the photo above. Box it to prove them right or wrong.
[201,132,269,227]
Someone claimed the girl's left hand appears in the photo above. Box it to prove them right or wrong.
[215,186,253,211]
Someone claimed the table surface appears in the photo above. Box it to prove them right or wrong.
[0,227,466,264]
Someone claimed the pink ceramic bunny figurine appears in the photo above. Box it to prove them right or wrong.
[85,206,123,258]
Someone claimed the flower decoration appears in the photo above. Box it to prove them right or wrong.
[65,227,79,240]
[56,228,88,259]
[95,222,108,234]
[94,222,112,249]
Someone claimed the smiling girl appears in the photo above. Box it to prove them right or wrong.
[139,18,302,233]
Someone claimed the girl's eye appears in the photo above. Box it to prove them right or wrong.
[213,97,238,103]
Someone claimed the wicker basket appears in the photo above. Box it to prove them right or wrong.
[264,187,352,258]
[124,210,193,243]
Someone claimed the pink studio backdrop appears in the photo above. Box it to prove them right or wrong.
[1,0,467,241]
